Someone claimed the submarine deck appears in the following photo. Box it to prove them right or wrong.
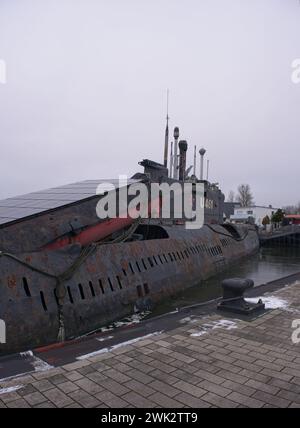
[1,275,300,408]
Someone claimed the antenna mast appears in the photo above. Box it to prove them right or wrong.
[163,89,170,169]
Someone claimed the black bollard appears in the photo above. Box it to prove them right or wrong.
[218,278,265,315]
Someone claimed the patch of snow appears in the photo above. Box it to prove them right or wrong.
[246,296,289,310]
[100,311,151,332]
[180,316,200,325]
[20,350,34,358]
[251,295,300,315]
[180,317,193,324]
[96,335,114,343]
[77,331,163,360]
[20,350,53,372]
[100,326,115,333]
[191,319,238,337]
[0,385,23,395]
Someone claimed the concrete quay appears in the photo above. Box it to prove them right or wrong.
[1,280,300,408]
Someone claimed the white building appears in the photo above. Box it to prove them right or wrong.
[230,206,279,227]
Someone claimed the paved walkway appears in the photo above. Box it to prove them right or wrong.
[1,282,300,408]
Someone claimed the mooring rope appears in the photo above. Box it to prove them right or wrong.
[205,224,252,242]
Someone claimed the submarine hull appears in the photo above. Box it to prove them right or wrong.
[0,223,259,355]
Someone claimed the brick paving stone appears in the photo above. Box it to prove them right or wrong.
[148,380,181,398]
[103,368,132,384]
[148,360,176,374]
[43,388,74,407]
[255,360,284,372]
[126,369,155,385]
[77,365,96,376]
[125,379,156,397]
[99,378,131,396]
[7,398,30,408]
[57,381,79,394]
[245,379,280,396]
[194,370,225,385]
[95,391,128,408]
[68,389,101,408]
[115,354,134,363]
[175,392,211,408]
[248,352,276,363]
[221,380,256,397]
[64,402,83,408]
[198,380,231,398]
[90,362,111,372]
[227,392,264,408]
[291,377,300,387]
[34,401,56,408]
[47,374,68,385]
[23,391,46,406]
[229,352,256,364]
[210,352,236,364]
[268,378,300,395]
[170,359,200,374]
[282,367,300,378]
[212,360,243,375]
[129,360,155,374]
[148,392,184,408]
[277,389,300,404]
[201,392,239,408]
[275,359,300,370]
[0,391,22,403]
[123,391,156,408]
[86,371,107,385]
[252,391,291,408]
[149,369,179,386]
[75,378,103,394]
[173,370,203,386]
[215,370,248,385]
[32,380,54,392]
[260,368,293,382]
[109,362,133,373]
[64,371,84,382]
[135,353,155,364]
[173,380,206,398]
[232,359,263,373]
[169,351,195,364]
[238,368,271,383]
[205,344,232,356]
[17,384,37,397]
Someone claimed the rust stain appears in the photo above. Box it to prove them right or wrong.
[7,276,17,289]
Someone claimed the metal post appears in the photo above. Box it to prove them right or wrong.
[173,127,180,179]
[199,148,206,181]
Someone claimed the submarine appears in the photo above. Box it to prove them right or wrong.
[0,126,259,354]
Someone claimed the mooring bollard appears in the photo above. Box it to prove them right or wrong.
[218,278,265,315]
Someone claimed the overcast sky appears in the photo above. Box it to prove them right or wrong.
[0,0,299,207]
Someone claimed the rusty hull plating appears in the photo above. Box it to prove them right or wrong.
[0,219,259,355]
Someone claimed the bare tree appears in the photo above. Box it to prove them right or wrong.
[283,203,300,214]
[227,190,235,203]
[236,184,254,207]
